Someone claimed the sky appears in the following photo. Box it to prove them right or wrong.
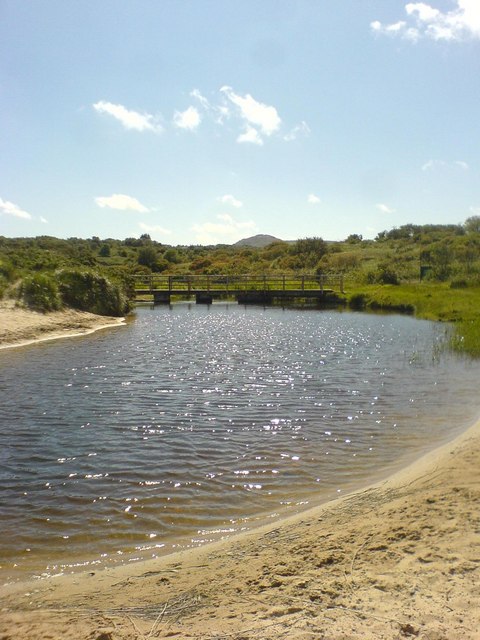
[1,0,480,245]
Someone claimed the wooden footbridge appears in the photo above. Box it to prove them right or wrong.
[133,273,344,305]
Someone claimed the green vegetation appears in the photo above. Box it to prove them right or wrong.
[20,274,61,311]
[1,217,480,353]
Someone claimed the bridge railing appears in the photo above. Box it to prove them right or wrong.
[132,273,344,294]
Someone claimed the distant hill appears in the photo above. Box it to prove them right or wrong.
[234,234,283,248]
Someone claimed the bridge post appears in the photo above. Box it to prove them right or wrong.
[153,291,171,304]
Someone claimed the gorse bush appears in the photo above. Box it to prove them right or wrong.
[20,274,61,311]
[0,257,15,281]
[57,269,130,316]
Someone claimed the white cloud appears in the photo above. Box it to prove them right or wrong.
[376,203,395,214]
[93,101,163,133]
[220,86,281,142]
[139,222,172,237]
[217,194,243,208]
[192,213,257,244]
[0,197,32,220]
[173,106,201,130]
[95,194,150,212]
[39,216,48,224]
[372,1,480,41]
[308,194,321,204]
[190,89,211,110]
[237,125,264,146]
[422,159,469,171]
[284,121,311,141]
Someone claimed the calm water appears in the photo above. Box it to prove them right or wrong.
[1,304,480,582]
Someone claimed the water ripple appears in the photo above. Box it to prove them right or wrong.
[1,304,480,581]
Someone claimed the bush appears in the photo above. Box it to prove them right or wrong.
[0,274,7,299]
[0,258,15,281]
[377,267,399,285]
[450,278,469,289]
[365,267,399,285]
[57,269,130,316]
[20,274,61,311]
[349,293,367,310]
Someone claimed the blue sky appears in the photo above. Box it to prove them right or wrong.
[1,0,480,245]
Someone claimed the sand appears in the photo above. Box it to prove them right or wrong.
[0,300,126,350]
[1,304,479,639]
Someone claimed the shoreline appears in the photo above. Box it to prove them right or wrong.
[1,414,479,638]
[0,300,126,350]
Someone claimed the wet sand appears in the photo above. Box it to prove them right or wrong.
[1,412,479,639]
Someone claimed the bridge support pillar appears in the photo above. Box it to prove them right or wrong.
[153,292,171,304]
[237,293,273,305]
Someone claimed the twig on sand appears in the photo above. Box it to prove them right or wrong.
[325,604,408,628]
[349,533,374,584]
[145,601,169,638]
[126,614,144,637]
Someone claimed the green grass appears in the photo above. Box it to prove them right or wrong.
[344,282,480,357]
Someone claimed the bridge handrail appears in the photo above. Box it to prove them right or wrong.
[132,273,344,293]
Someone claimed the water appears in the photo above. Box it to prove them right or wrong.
[1,304,480,582]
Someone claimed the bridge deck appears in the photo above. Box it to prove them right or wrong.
[133,274,343,304]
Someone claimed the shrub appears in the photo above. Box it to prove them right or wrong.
[57,269,130,316]
[365,267,399,285]
[0,257,16,284]
[377,267,399,285]
[450,278,469,289]
[20,274,61,311]
[0,274,7,299]
[349,293,367,310]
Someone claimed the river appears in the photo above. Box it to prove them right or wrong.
[1,303,479,582]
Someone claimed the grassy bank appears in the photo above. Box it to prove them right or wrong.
[344,282,480,357]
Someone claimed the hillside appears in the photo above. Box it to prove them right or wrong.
[233,234,283,248]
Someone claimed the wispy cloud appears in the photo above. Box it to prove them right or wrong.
[0,197,32,220]
[284,121,311,141]
[173,106,201,130]
[139,222,172,237]
[93,101,163,133]
[422,159,470,171]
[190,89,211,110]
[192,213,257,244]
[371,1,480,42]
[307,193,321,205]
[376,203,395,214]
[39,216,48,224]
[95,194,150,212]
[217,194,243,208]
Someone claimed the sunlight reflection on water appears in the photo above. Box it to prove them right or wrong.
[1,304,480,581]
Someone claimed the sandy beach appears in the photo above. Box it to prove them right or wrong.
[0,300,126,350]
[1,421,479,638]
[1,304,479,639]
